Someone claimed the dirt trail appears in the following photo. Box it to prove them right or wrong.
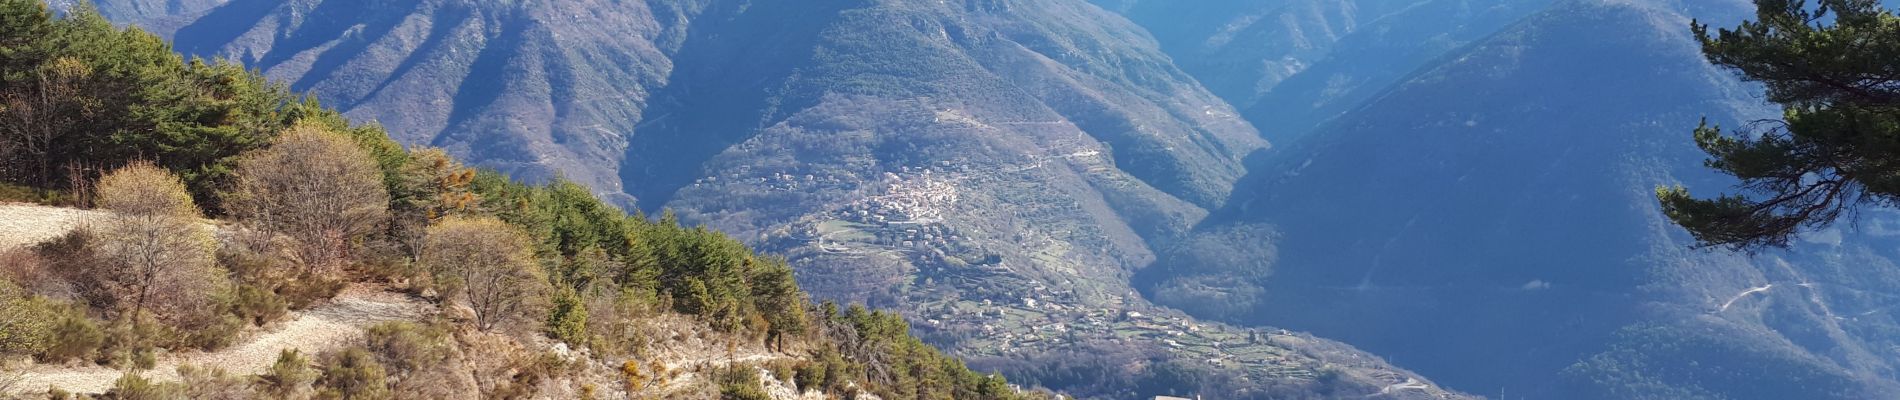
[8,287,428,395]
[0,203,100,250]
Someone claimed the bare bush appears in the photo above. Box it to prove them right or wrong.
[421,217,547,331]
[226,124,389,277]
[90,161,220,330]
[0,248,71,300]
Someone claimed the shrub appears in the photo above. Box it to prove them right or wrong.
[91,162,223,332]
[545,286,589,346]
[105,373,180,400]
[38,308,103,363]
[98,317,161,370]
[364,321,472,398]
[225,124,390,278]
[177,365,258,400]
[0,279,56,357]
[314,347,390,400]
[421,217,547,331]
[230,282,288,326]
[179,313,245,351]
[0,182,63,204]
[0,248,71,299]
[793,360,828,393]
[216,233,294,323]
[258,349,316,400]
[716,367,771,400]
[280,274,348,310]
[363,322,455,377]
[483,351,563,400]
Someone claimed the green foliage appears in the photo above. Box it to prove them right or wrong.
[315,348,390,400]
[362,322,456,377]
[1663,0,1900,249]
[230,282,289,326]
[259,349,317,400]
[0,279,54,356]
[106,372,182,400]
[793,357,830,392]
[716,367,772,400]
[545,286,589,345]
[99,316,161,370]
[0,2,317,207]
[40,308,103,363]
[811,303,1026,400]
[0,181,63,204]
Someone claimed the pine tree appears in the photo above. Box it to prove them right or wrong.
[1659,0,1900,249]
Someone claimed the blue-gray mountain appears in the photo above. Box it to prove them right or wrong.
[1142,0,1900,398]
[1093,0,1553,141]
[51,0,223,34]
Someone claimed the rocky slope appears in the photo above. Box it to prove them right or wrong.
[1146,0,1900,398]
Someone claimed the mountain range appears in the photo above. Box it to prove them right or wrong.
[87,0,1900,398]
[1143,0,1900,398]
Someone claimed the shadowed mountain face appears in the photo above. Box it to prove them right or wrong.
[1093,0,1553,141]
[1144,0,1900,398]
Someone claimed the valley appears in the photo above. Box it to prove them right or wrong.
[64,0,1900,398]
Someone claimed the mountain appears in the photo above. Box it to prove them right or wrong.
[0,4,1047,397]
[50,0,225,34]
[120,0,1468,397]
[1143,0,1900,398]
[159,0,1254,331]
[159,0,679,205]
[1094,0,1551,141]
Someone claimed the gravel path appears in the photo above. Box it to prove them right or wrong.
[0,203,100,250]
[8,286,429,395]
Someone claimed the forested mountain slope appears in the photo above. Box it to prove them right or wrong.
[1145,0,1900,398]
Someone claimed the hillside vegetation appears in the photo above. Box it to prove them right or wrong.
[0,2,1039,398]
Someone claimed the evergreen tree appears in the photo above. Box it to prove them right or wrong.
[1659,0,1900,249]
